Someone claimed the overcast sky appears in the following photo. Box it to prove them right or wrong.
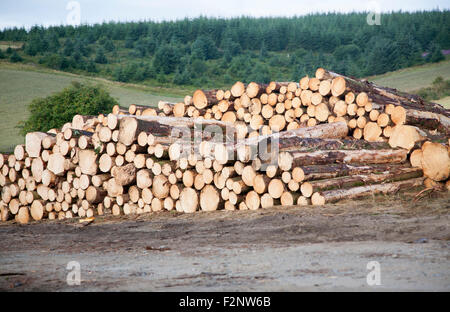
[0,0,448,30]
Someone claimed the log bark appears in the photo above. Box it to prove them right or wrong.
[118,115,235,146]
[299,163,417,182]
[289,148,408,166]
[86,186,107,204]
[309,167,423,192]
[236,121,348,151]
[311,177,425,205]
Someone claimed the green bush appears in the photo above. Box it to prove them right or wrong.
[10,51,23,62]
[18,82,118,135]
[416,76,450,101]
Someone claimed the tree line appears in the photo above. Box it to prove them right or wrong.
[0,11,448,88]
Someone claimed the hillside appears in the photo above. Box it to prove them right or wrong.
[0,11,448,89]
[369,59,450,92]
[369,58,450,109]
[0,62,183,152]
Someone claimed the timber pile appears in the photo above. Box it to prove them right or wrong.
[1,67,449,224]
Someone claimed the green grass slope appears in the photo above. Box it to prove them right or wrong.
[435,96,450,109]
[369,59,450,93]
[0,62,183,152]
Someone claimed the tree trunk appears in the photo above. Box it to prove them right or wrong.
[309,167,423,192]
[289,148,408,166]
[311,177,425,205]
[118,115,235,146]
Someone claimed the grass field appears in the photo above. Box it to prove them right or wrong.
[435,96,450,109]
[369,59,450,92]
[0,62,183,152]
[0,41,23,51]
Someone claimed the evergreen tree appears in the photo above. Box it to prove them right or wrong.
[153,44,180,74]
[94,47,108,64]
[63,38,74,56]
[191,35,219,60]
[429,43,444,63]
[259,42,268,60]
[173,69,192,85]
[10,51,23,62]
[103,39,115,52]
[86,60,98,73]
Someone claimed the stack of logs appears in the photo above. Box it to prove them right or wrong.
[1,68,449,224]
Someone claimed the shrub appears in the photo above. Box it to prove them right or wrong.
[18,82,118,135]
[10,51,23,62]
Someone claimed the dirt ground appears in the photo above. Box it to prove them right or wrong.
[0,189,449,291]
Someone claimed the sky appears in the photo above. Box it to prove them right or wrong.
[0,0,448,30]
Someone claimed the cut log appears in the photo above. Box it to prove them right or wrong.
[86,186,107,204]
[16,206,30,224]
[72,115,96,130]
[193,90,221,109]
[200,185,220,211]
[31,158,44,182]
[420,141,450,181]
[14,145,25,161]
[410,149,423,168]
[111,163,136,186]
[312,177,425,204]
[246,82,266,98]
[231,81,246,98]
[363,122,382,142]
[289,148,408,166]
[391,106,406,125]
[388,125,427,150]
[268,179,285,199]
[25,132,48,157]
[78,150,98,176]
[260,193,274,208]
[245,191,260,210]
[309,167,423,192]
[300,182,313,197]
[179,187,198,213]
[47,153,66,176]
[275,137,394,153]
[235,122,349,152]
[136,169,153,189]
[99,154,114,173]
[118,115,235,146]
[253,174,271,194]
[152,175,170,199]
